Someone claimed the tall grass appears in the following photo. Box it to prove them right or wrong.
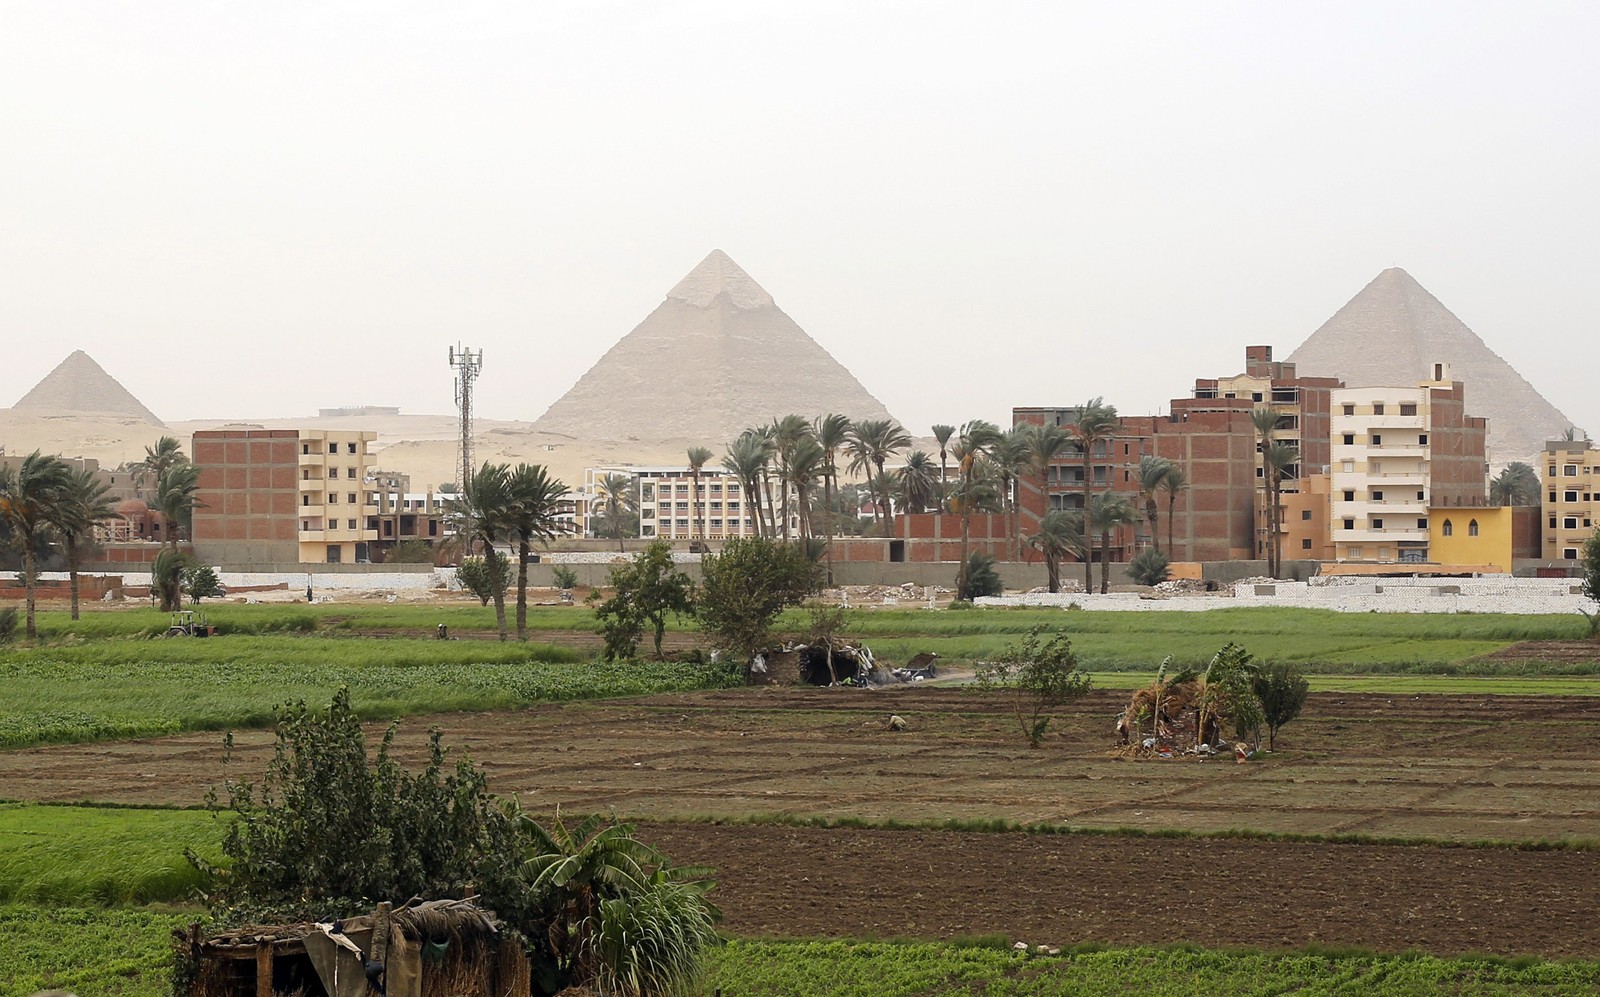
[0,804,219,905]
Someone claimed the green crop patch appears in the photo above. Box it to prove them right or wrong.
[0,804,220,906]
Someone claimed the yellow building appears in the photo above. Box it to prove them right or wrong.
[1543,440,1599,562]
[1428,506,1514,573]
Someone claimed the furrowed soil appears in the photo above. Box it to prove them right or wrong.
[3,687,1599,957]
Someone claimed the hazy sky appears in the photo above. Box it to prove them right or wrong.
[3,2,1596,440]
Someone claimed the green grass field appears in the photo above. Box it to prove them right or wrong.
[4,909,1596,997]
[0,640,738,748]
[0,804,221,906]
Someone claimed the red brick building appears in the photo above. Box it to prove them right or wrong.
[190,429,302,565]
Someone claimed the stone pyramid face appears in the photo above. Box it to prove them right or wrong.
[532,250,899,442]
[1286,268,1571,465]
[11,350,164,425]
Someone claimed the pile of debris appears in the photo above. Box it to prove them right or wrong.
[1152,578,1209,595]
[1112,672,1249,761]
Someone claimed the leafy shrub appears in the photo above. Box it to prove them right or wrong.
[976,626,1092,747]
[384,539,437,563]
[183,564,225,604]
[591,541,694,659]
[457,555,508,607]
[552,564,579,590]
[1251,661,1310,749]
[697,537,817,659]
[1128,548,1170,587]
[958,553,1003,600]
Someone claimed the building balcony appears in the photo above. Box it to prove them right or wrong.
[297,452,325,467]
[1334,413,1427,431]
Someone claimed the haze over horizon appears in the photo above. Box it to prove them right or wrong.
[3,2,1596,441]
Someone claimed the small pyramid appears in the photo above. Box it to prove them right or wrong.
[532,251,899,441]
[1286,268,1571,465]
[11,351,165,425]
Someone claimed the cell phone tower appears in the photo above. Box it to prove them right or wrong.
[449,344,484,532]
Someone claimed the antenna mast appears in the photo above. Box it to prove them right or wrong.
[448,343,484,527]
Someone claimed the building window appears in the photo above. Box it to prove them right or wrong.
[347,519,357,530]
[1565,465,1578,476]
[1565,517,1579,529]
[1343,403,1355,416]
[1373,403,1385,415]
[1371,434,1382,446]
[328,493,338,504]
[1342,434,1355,445]
[327,443,337,454]
[1566,491,1579,503]
[303,495,311,506]
[429,521,438,536]
[1466,519,1478,537]
[1417,491,1425,500]
[1371,490,1384,501]
[1400,403,1417,416]
[1371,517,1384,529]
[347,442,357,454]
[1349,545,1362,558]
[1343,490,1355,502]
[1342,461,1355,473]
[1301,538,1312,550]
[1550,516,1558,529]
[1343,518,1355,531]
[1417,518,1428,530]
[1301,510,1312,521]
[1442,519,1453,536]
[1565,548,1579,560]
[347,468,357,479]
[1418,434,1428,445]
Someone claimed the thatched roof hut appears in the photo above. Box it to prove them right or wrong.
[175,898,530,997]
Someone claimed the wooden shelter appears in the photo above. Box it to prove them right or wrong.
[175,898,531,997]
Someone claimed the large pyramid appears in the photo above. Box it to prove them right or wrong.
[1287,268,1571,465]
[10,350,164,425]
[533,250,898,441]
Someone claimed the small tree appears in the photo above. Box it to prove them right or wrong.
[184,564,225,605]
[151,547,190,613]
[1128,548,1170,587]
[1197,642,1263,750]
[1581,528,1600,639]
[1251,661,1310,750]
[552,564,579,591]
[697,536,818,660]
[457,555,506,607]
[592,540,694,659]
[958,552,1003,600]
[975,626,1093,748]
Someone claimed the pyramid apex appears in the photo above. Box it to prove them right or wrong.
[12,350,164,425]
[666,250,776,310]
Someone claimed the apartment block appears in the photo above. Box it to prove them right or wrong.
[1328,364,1488,563]
[595,466,799,541]
[192,428,379,565]
[1542,439,1600,562]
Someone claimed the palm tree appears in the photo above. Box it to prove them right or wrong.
[986,427,1032,561]
[814,414,852,584]
[155,462,202,549]
[1249,406,1280,577]
[952,420,1001,599]
[1029,509,1086,593]
[1265,442,1299,576]
[1065,399,1118,592]
[0,452,72,639]
[783,436,826,540]
[1089,492,1137,594]
[1490,462,1540,506]
[458,462,514,639]
[896,450,940,514]
[845,418,913,534]
[1136,455,1175,555]
[48,465,115,621]
[1158,464,1189,558]
[721,433,769,538]
[593,472,637,551]
[506,463,570,641]
[134,436,185,499]
[771,415,814,540]
[931,424,956,508]
[1023,422,1070,546]
[686,447,713,541]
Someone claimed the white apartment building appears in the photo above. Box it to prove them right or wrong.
[583,466,800,540]
[296,430,380,563]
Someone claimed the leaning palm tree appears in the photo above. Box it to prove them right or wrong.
[931,424,956,508]
[459,462,515,640]
[1249,406,1280,577]
[896,450,940,514]
[1065,399,1118,592]
[1136,455,1175,555]
[155,462,202,549]
[134,436,186,497]
[845,418,913,534]
[1158,464,1189,558]
[770,415,814,540]
[783,436,826,540]
[721,432,769,538]
[48,465,116,621]
[986,427,1033,562]
[814,414,853,583]
[1029,508,1086,593]
[506,463,570,641]
[686,447,713,541]
[0,452,73,639]
[1089,492,1138,594]
[592,472,637,551]
[952,420,1001,599]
